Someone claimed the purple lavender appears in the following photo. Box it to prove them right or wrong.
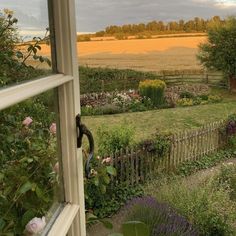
[124,196,199,236]
[226,120,236,136]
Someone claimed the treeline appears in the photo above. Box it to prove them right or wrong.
[97,16,223,36]
[77,16,225,41]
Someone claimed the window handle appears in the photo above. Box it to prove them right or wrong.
[76,114,94,178]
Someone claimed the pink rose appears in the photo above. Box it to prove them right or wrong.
[102,157,111,164]
[50,123,56,134]
[25,216,46,234]
[22,117,33,126]
[53,162,59,174]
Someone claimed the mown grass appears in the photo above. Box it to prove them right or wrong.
[83,100,236,144]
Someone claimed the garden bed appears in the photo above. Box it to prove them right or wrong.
[81,84,222,116]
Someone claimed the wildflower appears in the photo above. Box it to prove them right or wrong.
[50,123,56,134]
[25,217,46,234]
[22,117,33,126]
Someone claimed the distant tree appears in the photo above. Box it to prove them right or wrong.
[198,17,236,91]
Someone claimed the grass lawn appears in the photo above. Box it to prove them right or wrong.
[83,100,236,144]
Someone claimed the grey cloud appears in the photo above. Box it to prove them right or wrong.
[0,0,236,33]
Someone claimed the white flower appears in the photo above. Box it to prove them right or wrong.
[25,217,46,235]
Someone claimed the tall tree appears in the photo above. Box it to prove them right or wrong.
[198,17,236,91]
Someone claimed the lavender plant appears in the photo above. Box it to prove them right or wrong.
[124,196,198,236]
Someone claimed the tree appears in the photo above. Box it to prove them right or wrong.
[198,17,236,91]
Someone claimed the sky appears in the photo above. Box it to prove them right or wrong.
[0,0,236,37]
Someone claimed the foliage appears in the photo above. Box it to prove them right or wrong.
[0,9,50,87]
[177,98,194,106]
[139,80,166,106]
[81,90,154,116]
[198,17,236,83]
[139,132,171,158]
[94,16,223,37]
[86,179,143,218]
[214,164,236,201]
[0,99,57,234]
[176,149,235,177]
[109,221,149,236]
[152,177,236,236]
[97,124,134,156]
[180,91,195,99]
[79,66,160,94]
[124,196,198,236]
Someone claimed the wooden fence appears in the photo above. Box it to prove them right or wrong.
[160,71,226,88]
[111,120,226,186]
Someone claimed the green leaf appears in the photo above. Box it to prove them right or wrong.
[35,186,49,202]
[21,210,35,227]
[19,181,32,194]
[122,221,150,236]
[94,177,99,186]
[0,218,6,231]
[106,166,117,176]
[100,219,113,229]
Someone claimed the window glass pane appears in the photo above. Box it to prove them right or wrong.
[0,0,53,88]
[0,88,63,235]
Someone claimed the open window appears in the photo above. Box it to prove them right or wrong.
[0,0,86,235]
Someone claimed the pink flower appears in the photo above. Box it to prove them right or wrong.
[22,117,33,126]
[25,217,46,234]
[102,157,111,164]
[50,123,56,134]
[53,162,59,174]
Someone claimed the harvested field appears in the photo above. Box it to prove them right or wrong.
[78,36,207,72]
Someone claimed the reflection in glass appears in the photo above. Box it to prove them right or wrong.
[0,89,63,235]
[0,1,52,89]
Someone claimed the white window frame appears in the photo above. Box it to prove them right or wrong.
[0,0,86,235]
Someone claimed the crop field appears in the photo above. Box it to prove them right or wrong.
[78,36,207,72]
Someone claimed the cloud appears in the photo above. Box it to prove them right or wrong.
[1,0,236,33]
[214,0,236,8]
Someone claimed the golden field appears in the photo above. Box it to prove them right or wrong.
[77,36,207,72]
[26,35,207,72]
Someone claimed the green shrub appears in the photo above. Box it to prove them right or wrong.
[151,178,236,236]
[97,124,134,156]
[79,66,160,94]
[0,99,57,234]
[208,95,222,103]
[139,80,166,106]
[139,132,171,157]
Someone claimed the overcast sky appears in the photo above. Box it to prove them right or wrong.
[0,0,236,37]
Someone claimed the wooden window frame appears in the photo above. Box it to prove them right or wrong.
[0,0,86,235]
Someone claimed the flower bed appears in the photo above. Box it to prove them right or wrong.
[81,84,222,116]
